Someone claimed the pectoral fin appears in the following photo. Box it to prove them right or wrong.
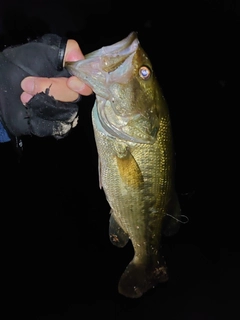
[115,144,144,189]
[109,212,129,248]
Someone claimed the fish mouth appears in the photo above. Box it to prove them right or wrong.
[66,32,139,90]
[66,32,158,144]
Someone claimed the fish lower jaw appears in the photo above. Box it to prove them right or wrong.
[118,256,168,298]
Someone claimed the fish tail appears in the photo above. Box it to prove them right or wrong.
[118,255,168,298]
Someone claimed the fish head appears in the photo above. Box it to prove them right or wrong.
[66,32,165,143]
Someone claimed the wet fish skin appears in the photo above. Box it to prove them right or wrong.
[66,32,181,298]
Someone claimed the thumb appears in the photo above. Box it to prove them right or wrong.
[63,39,85,65]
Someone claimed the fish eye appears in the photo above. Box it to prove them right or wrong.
[139,66,151,80]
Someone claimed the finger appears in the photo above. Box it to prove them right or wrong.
[67,76,93,96]
[20,92,34,105]
[64,40,93,95]
[63,39,85,64]
[21,77,80,103]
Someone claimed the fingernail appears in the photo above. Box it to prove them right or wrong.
[20,92,33,105]
[21,77,35,93]
[68,77,85,93]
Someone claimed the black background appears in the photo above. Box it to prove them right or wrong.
[1,1,239,318]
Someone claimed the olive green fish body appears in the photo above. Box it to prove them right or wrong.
[66,32,181,298]
[92,99,178,298]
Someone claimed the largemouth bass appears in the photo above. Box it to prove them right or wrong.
[66,32,181,298]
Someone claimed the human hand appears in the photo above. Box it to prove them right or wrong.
[0,34,92,140]
[21,39,93,105]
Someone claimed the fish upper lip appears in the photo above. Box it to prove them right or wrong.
[86,32,139,59]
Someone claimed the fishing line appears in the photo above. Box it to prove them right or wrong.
[165,213,189,224]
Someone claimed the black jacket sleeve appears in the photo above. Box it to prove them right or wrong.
[0,34,79,140]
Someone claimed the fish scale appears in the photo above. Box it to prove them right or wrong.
[92,108,175,294]
[66,32,182,298]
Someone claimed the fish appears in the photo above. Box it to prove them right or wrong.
[66,32,182,298]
